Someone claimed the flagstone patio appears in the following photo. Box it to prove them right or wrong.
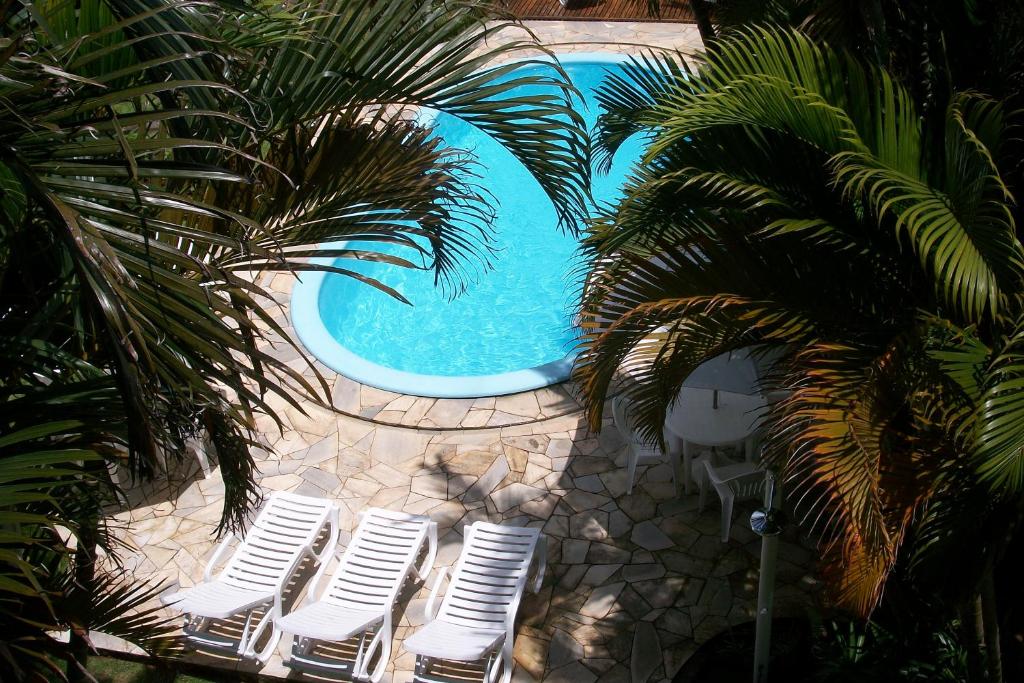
[105,20,821,683]
[115,392,820,682]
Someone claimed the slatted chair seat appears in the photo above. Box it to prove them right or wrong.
[404,622,504,662]
[164,581,273,620]
[162,491,338,663]
[404,522,546,683]
[276,508,437,683]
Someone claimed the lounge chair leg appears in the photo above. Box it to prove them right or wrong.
[237,609,256,656]
[501,637,514,683]
[357,616,391,683]
[484,648,502,683]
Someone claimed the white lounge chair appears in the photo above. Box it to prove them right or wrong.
[612,396,677,495]
[161,491,338,662]
[698,458,766,542]
[403,522,546,683]
[275,508,438,682]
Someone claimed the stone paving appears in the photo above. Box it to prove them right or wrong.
[104,21,821,683]
[114,397,819,682]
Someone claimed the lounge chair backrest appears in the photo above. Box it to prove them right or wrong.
[219,491,335,593]
[322,508,432,611]
[437,522,540,630]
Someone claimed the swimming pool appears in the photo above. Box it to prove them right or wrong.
[291,54,645,398]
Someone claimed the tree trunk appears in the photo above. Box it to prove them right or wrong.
[961,594,987,682]
[66,516,97,683]
[980,565,1004,683]
[860,0,890,66]
[690,0,716,45]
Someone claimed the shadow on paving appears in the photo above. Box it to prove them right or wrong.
[413,407,820,682]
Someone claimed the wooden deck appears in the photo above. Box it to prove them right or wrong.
[504,0,694,23]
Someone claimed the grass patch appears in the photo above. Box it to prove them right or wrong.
[85,656,224,683]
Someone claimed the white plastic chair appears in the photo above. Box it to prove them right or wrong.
[161,491,338,662]
[612,396,677,495]
[698,458,766,542]
[403,522,546,683]
[275,508,438,682]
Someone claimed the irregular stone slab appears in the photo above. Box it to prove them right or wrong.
[658,517,702,550]
[383,394,416,412]
[522,462,550,486]
[513,634,548,680]
[342,479,382,499]
[570,510,609,541]
[633,577,686,609]
[581,563,622,587]
[519,493,559,519]
[548,628,584,669]
[573,474,606,493]
[423,398,476,426]
[299,468,341,493]
[588,543,632,565]
[303,434,338,466]
[547,661,597,683]
[630,521,674,551]
[410,472,447,499]
[461,410,492,427]
[596,664,630,683]
[617,492,656,522]
[546,437,573,461]
[544,515,569,538]
[365,462,409,487]
[490,482,546,513]
[608,510,632,538]
[622,564,666,583]
[559,564,587,590]
[331,375,361,412]
[495,392,541,418]
[562,539,590,564]
[463,454,510,503]
[447,450,497,477]
[400,397,435,426]
[580,582,625,618]
[293,480,325,499]
[630,621,661,683]
[505,446,529,474]
[563,489,612,512]
[369,427,430,466]
[502,434,549,454]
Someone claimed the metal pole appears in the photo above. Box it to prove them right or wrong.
[751,472,781,683]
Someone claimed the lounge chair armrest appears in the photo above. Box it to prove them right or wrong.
[203,533,239,583]
[302,506,341,604]
[414,522,438,582]
[308,505,340,564]
[424,567,448,622]
[530,536,547,593]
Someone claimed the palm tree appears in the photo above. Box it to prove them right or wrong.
[0,0,588,678]
[574,28,1021,680]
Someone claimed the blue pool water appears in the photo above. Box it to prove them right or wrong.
[313,58,644,386]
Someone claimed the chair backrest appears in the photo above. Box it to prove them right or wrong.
[612,397,642,444]
[613,397,661,452]
[321,508,432,611]
[437,522,540,631]
[219,491,335,592]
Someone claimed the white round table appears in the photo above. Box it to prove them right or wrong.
[664,388,768,494]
